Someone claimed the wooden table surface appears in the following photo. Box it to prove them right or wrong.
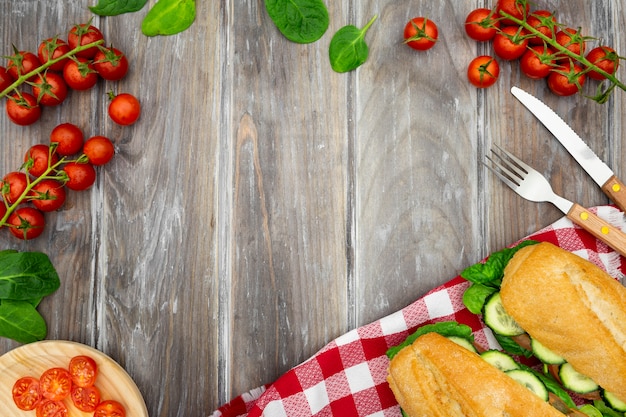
[1,1,624,415]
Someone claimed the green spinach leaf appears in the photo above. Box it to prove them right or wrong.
[329,15,377,73]
[0,299,47,344]
[141,0,196,36]
[265,0,329,44]
[386,321,473,359]
[0,251,60,301]
[89,0,148,16]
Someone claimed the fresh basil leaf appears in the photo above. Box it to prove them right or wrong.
[0,299,47,343]
[329,15,377,73]
[141,0,196,36]
[0,252,60,300]
[386,321,473,359]
[265,0,329,44]
[462,283,498,314]
[89,0,148,16]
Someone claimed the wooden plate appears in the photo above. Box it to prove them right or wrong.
[0,340,148,416]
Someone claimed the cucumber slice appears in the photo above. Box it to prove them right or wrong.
[482,292,525,336]
[602,390,626,412]
[447,336,477,353]
[559,363,599,394]
[505,369,549,401]
[530,337,566,365]
[480,349,519,372]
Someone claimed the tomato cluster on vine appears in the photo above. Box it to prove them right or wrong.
[0,123,114,240]
[0,21,129,125]
[464,0,622,99]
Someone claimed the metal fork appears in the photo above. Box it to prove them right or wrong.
[486,145,626,258]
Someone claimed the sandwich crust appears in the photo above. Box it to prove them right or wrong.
[500,241,626,402]
[387,332,564,417]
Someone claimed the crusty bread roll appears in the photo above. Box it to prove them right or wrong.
[500,241,626,402]
[386,332,564,417]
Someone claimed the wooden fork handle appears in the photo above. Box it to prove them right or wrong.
[567,203,626,258]
[602,175,626,213]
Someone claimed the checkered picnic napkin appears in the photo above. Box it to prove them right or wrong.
[211,205,626,417]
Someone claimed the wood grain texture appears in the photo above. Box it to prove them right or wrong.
[0,1,625,416]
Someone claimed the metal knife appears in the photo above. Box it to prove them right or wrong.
[510,86,626,213]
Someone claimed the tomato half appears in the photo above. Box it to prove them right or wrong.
[50,122,84,156]
[467,55,500,88]
[403,17,438,51]
[586,46,619,80]
[32,72,69,106]
[2,171,29,204]
[38,38,71,72]
[492,25,529,60]
[94,400,126,417]
[6,92,41,125]
[39,367,72,401]
[520,45,556,79]
[25,144,59,178]
[547,63,586,96]
[8,207,46,240]
[12,376,42,411]
[94,47,129,81]
[83,136,115,165]
[30,179,66,212]
[108,93,141,125]
[69,355,99,387]
[62,162,97,191]
[36,399,68,417]
[71,385,101,412]
[464,8,500,42]
[68,24,105,59]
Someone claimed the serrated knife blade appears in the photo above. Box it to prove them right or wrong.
[511,86,626,213]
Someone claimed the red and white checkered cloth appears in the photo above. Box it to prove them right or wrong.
[211,205,626,417]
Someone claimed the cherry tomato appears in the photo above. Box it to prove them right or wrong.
[12,376,42,411]
[30,179,66,212]
[526,10,556,45]
[547,63,586,96]
[63,162,96,191]
[520,45,555,79]
[464,8,500,42]
[6,50,41,81]
[25,144,59,178]
[38,38,71,72]
[493,25,529,61]
[63,57,98,90]
[50,123,84,156]
[586,46,619,80]
[39,367,73,401]
[32,72,69,106]
[403,17,438,51]
[0,201,6,222]
[94,47,129,81]
[495,0,529,25]
[94,400,126,417]
[2,171,29,204]
[6,92,41,125]
[36,399,68,417]
[555,28,585,56]
[0,65,15,93]
[69,355,99,387]
[467,56,500,88]
[108,93,141,125]
[71,385,101,412]
[83,136,115,165]
[68,23,105,58]
[7,207,45,240]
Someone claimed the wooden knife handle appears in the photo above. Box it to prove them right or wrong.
[602,175,626,213]
[567,203,626,258]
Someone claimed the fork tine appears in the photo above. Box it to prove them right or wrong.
[492,144,531,173]
[485,154,522,186]
[484,161,520,190]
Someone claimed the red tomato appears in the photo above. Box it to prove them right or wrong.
[68,24,105,58]
[464,8,500,42]
[495,0,530,25]
[108,93,141,125]
[6,92,41,125]
[7,207,45,240]
[63,57,98,90]
[526,10,556,45]
[36,399,68,417]
[2,171,29,204]
[555,28,585,56]
[71,385,101,412]
[83,136,115,165]
[69,355,99,387]
[25,144,59,178]
[12,376,42,411]
[38,38,71,72]
[467,56,500,88]
[586,46,619,80]
[6,50,41,81]
[94,400,126,417]
[94,47,129,81]
[520,45,556,79]
[50,123,85,156]
[403,17,438,51]
[547,63,586,96]
[0,65,15,92]
[63,162,96,191]
[32,72,69,106]
[493,25,529,60]
[39,367,73,401]
[30,179,66,212]
[0,201,6,222]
